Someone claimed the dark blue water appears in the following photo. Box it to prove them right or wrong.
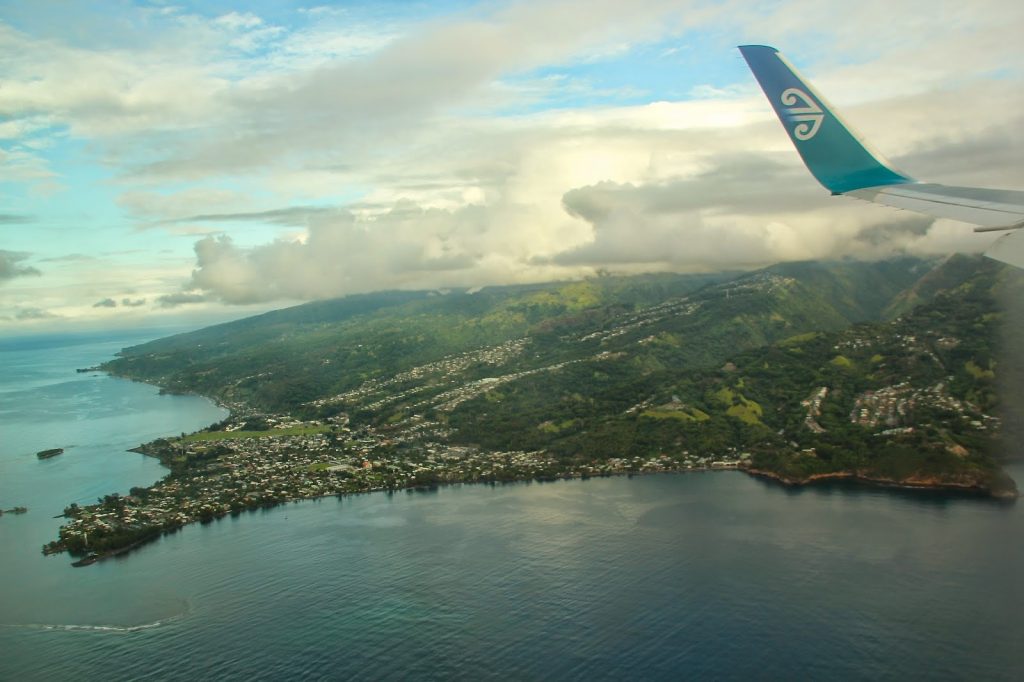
[2,335,1022,680]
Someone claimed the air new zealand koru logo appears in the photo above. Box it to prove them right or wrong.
[780,87,824,141]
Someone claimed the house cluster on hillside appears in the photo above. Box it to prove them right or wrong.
[850,380,994,430]
[577,297,702,345]
[309,338,530,410]
[51,399,754,557]
[801,386,829,433]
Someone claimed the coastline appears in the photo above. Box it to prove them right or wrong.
[56,461,1018,568]
[53,466,730,567]
[743,467,1019,501]
[48,369,1017,567]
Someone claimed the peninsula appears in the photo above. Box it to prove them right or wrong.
[44,257,1020,563]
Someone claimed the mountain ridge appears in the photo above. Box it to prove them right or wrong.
[104,258,948,412]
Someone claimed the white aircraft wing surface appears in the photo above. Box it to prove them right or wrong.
[739,44,1024,269]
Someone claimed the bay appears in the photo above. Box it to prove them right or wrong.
[1,333,1022,680]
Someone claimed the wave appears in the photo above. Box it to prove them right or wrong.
[1,601,191,633]
[4,619,173,634]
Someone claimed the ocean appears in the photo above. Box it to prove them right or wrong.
[1,332,1022,680]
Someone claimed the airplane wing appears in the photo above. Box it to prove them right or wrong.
[738,44,1024,269]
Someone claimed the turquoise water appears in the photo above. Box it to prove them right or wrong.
[0,331,228,628]
[1,334,1022,680]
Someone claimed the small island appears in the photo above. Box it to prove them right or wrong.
[37,448,65,460]
[1,507,28,516]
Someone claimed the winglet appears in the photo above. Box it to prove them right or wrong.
[738,45,914,194]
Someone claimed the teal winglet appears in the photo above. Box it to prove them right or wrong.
[738,45,913,194]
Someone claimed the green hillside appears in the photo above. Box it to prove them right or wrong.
[104,259,948,412]
[105,272,731,408]
[445,257,1016,494]
[102,254,1021,495]
[49,255,1020,562]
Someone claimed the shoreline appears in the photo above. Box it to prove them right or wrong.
[743,467,1018,501]
[60,463,1017,568]
[52,370,1016,567]
[99,363,239,413]
[59,466,729,567]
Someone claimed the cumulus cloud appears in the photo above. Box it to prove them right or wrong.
[548,106,1024,270]
[0,250,42,282]
[165,22,1024,306]
[121,297,146,307]
[182,103,1023,305]
[187,206,493,304]
[92,297,117,308]
[555,176,990,270]
[5,0,1024,318]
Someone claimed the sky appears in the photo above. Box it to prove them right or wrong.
[2,0,1024,333]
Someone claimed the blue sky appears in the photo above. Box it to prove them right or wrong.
[2,0,1023,332]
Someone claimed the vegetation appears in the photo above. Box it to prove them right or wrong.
[179,425,333,442]
[102,256,1020,495]
[49,255,1024,564]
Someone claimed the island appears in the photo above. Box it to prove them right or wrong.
[37,448,65,460]
[1,507,28,516]
[44,256,1021,564]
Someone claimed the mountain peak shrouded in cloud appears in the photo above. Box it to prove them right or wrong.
[2,0,1023,325]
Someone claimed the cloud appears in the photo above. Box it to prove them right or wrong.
[101,0,710,180]
[551,143,1004,270]
[0,251,42,282]
[214,12,264,32]
[40,253,95,262]
[171,206,342,228]
[0,19,230,141]
[179,87,1024,304]
[121,297,146,307]
[117,188,252,224]
[15,307,59,320]
[0,213,34,224]
[5,0,1024,320]
[0,147,56,185]
[92,297,117,308]
[185,190,589,304]
[156,292,207,308]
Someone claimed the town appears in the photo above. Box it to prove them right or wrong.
[44,410,748,561]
